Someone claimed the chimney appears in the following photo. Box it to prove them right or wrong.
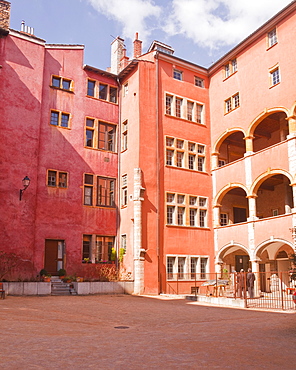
[110,36,125,74]
[133,32,142,58]
[120,47,130,70]
[0,0,10,30]
[20,20,34,35]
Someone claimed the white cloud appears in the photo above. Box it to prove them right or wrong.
[87,0,162,44]
[86,0,293,52]
[165,0,293,49]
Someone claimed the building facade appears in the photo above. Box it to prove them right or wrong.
[1,0,296,294]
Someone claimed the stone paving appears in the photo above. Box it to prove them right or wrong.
[0,294,295,369]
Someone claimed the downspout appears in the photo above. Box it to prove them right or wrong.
[155,52,161,293]
[116,76,121,273]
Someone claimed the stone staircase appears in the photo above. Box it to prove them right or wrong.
[51,276,77,296]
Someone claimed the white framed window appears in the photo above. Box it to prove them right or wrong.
[270,66,280,87]
[224,58,237,79]
[122,120,128,151]
[194,76,204,88]
[166,255,209,280]
[51,75,73,91]
[121,174,128,206]
[121,234,127,253]
[173,69,183,81]
[123,83,129,97]
[47,170,68,188]
[268,28,277,48]
[166,192,208,228]
[224,93,240,114]
[165,93,204,124]
[165,136,206,172]
[220,213,228,226]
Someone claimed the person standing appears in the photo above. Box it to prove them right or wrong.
[247,268,256,298]
[236,269,245,298]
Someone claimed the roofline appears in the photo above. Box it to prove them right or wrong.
[84,64,118,79]
[46,44,84,50]
[9,29,45,45]
[208,0,296,74]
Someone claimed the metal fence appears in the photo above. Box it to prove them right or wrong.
[163,271,296,311]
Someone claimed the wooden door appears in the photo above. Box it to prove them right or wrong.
[44,240,64,274]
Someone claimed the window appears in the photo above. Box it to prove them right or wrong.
[232,59,237,73]
[51,76,73,91]
[224,93,240,114]
[270,67,280,86]
[166,149,174,166]
[178,257,186,279]
[272,209,279,217]
[190,257,198,279]
[85,117,116,152]
[84,174,115,207]
[165,136,206,172]
[167,257,175,279]
[122,120,128,151]
[224,58,237,78]
[166,192,208,227]
[175,98,182,118]
[200,257,208,279]
[190,208,197,226]
[87,80,95,97]
[97,177,115,207]
[187,101,193,121]
[166,95,173,115]
[196,104,203,124]
[87,79,118,103]
[47,170,68,188]
[123,83,128,96]
[195,77,204,88]
[173,69,182,81]
[83,235,115,263]
[268,29,277,48]
[165,93,204,124]
[220,213,228,226]
[83,235,92,260]
[167,255,210,280]
[122,175,128,206]
[167,206,175,225]
[99,83,108,100]
[121,235,127,253]
[50,110,70,128]
[218,159,226,167]
[233,93,240,109]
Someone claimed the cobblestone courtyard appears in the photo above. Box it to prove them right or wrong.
[0,295,295,369]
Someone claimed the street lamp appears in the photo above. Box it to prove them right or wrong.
[20,176,30,201]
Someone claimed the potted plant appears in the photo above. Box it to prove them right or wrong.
[40,269,51,281]
[43,274,51,282]
[58,268,66,279]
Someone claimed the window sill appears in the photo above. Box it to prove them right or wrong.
[86,94,118,105]
[50,86,74,94]
[50,124,71,130]
[164,114,205,126]
[224,105,240,116]
[166,224,210,230]
[269,82,280,89]
[266,42,278,51]
[222,70,237,82]
[84,146,118,154]
[165,164,208,175]
[83,205,117,209]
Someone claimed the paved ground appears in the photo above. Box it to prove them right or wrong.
[0,295,295,369]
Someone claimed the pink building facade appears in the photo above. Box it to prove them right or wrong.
[1,0,296,294]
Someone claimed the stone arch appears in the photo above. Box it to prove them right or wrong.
[250,169,293,195]
[214,183,249,206]
[255,238,294,261]
[247,107,289,137]
[216,242,251,273]
[212,128,246,166]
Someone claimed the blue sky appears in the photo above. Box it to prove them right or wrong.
[9,0,293,70]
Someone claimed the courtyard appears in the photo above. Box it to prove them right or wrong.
[0,295,295,369]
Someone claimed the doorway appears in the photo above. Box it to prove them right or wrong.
[235,255,249,272]
[44,239,64,274]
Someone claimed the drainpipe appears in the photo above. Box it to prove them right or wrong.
[133,168,145,294]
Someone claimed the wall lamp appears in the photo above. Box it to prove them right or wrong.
[20,176,30,201]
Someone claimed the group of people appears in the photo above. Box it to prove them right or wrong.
[236,268,256,298]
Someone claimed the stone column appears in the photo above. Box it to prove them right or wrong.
[213,205,221,228]
[287,115,296,135]
[133,168,145,295]
[211,152,219,170]
[247,195,258,220]
[250,260,260,297]
[244,136,254,154]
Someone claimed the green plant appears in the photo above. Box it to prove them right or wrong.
[110,247,116,261]
[58,268,66,277]
[40,269,48,277]
[119,248,125,263]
